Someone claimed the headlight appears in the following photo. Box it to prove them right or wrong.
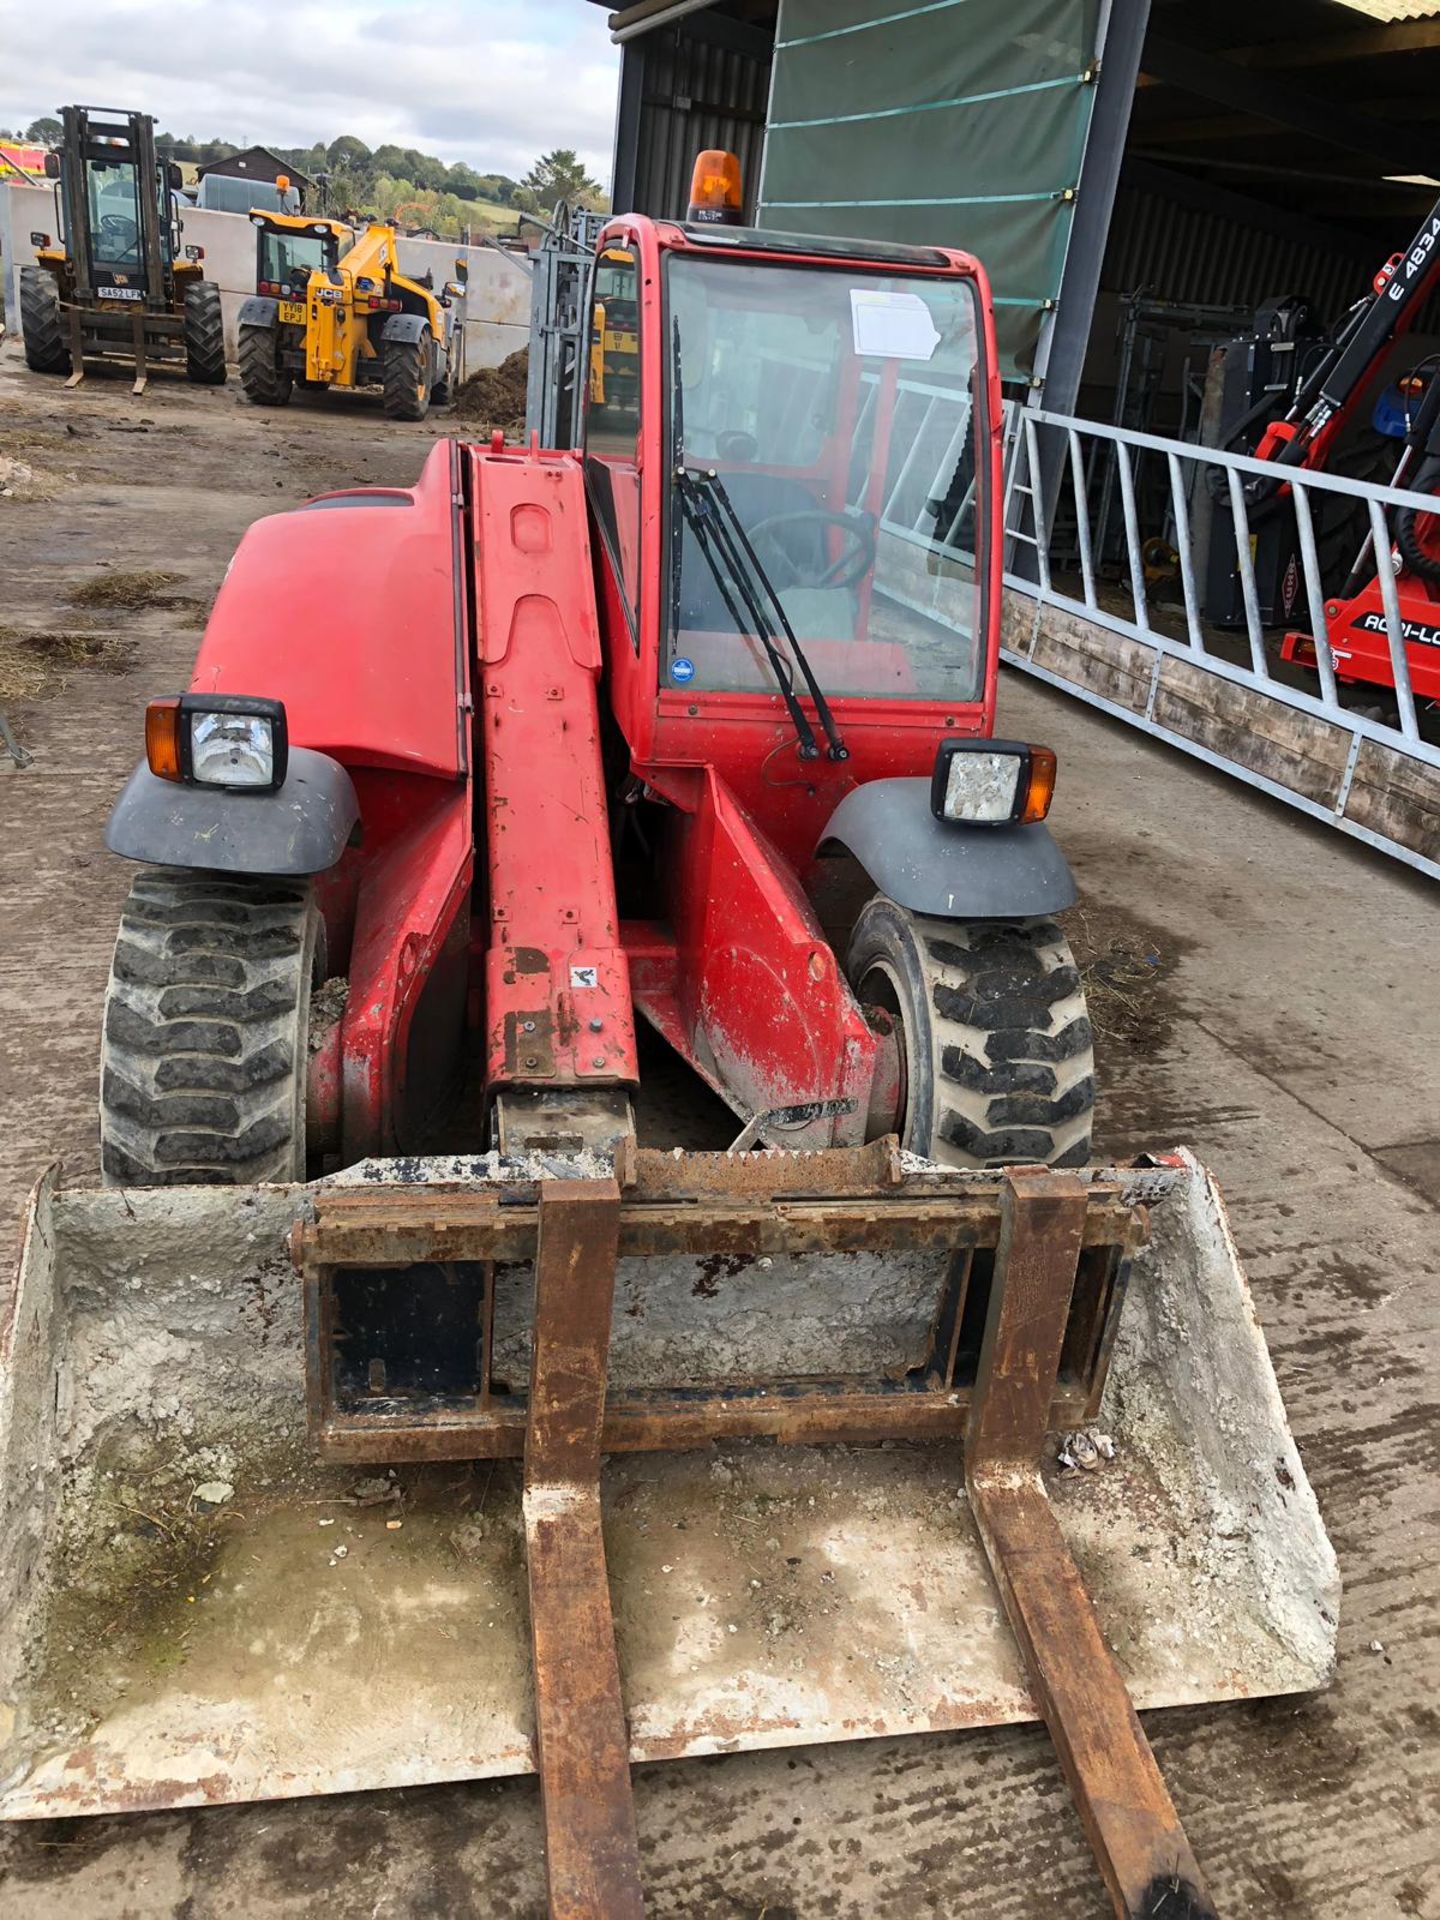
[145,694,288,792]
[191,710,275,786]
[931,739,1056,826]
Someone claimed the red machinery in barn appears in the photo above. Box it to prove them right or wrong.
[1225,191,1440,710]
[1280,360,1440,709]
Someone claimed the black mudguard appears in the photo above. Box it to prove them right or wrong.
[817,776,1077,919]
[105,748,359,877]
[381,312,429,344]
[238,295,280,328]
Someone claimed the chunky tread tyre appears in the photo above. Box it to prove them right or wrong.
[19,265,70,375]
[848,897,1094,1170]
[382,330,430,421]
[183,280,227,385]
[238,323,292,406]
[100,870,319,1185]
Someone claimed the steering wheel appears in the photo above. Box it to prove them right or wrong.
[748,509,877,591]
[100,213,138,245]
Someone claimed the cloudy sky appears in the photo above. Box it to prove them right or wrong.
[0,0,622,182]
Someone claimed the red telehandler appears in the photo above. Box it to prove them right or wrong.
[0,156,1336,1918]
[1220,190,1440,711]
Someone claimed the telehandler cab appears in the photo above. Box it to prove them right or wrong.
[20,104,226,393]
[0,155,1336,1918]
[238,200,465,419]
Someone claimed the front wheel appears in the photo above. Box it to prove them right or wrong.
[183,280,227,385]
[100,870,322,1185]
[847,897,1094,1168]
[238,322,292,407]
[19,265,70,375]
[382,327,431,421]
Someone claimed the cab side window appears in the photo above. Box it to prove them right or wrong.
[584,248,642,640]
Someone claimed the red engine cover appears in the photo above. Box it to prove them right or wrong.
[190,439,467,776]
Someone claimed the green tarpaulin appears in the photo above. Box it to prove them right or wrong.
[758,0,1102,379]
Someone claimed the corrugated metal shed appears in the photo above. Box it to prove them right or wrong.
[611,15,772,222]
[1102,183,1369,316]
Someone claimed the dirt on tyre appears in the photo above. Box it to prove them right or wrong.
[100,870,322,1185]
[183,280,227,385]
[848,896,1094,1169]
[383,327,431,421]
[19,265,70,375]
[238,323,293,406]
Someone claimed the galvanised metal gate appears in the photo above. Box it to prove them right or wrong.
[524,202,606,452]
[1002,407,1439,881]
[854,373,1439,880]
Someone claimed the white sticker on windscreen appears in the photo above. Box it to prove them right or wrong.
[849,288,941,361]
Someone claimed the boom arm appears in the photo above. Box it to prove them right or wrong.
[1245,197,1440,497]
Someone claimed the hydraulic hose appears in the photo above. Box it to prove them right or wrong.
[1393,453,1440,583]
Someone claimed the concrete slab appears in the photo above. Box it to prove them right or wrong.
[1020,679,1438,1158]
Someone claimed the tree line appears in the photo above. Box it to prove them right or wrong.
[7,118,606,240]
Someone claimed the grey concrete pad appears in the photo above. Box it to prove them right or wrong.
[1001,674,1438,1158]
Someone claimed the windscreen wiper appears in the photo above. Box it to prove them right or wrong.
[675,471,823,759]
[669,319,848,762]
[691,468,849,762]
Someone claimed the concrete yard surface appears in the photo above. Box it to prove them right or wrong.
[0,342,1436,1917]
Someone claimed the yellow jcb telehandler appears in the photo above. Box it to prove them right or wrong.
[239,200,466,420]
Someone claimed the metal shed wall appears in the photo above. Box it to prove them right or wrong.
[1102,180,1372,318]
[612,17,773,222]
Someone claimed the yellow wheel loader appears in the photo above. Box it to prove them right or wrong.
[0,150,1336,1918]
[239,206,467,420]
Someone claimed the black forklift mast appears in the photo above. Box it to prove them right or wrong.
[53,105,174,310]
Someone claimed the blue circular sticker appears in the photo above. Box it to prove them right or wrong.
[670,656,696,684]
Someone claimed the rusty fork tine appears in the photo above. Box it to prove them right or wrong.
[966,1168,1218,1920]
[524,1179,645,1920]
